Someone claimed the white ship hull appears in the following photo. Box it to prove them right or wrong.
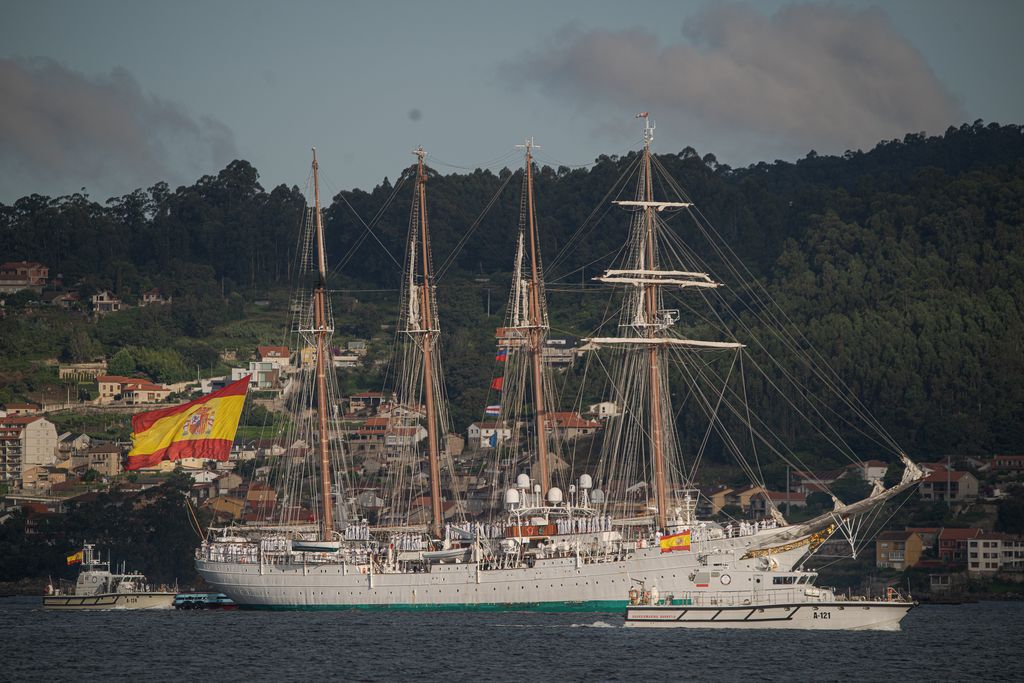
[624,600,914,630]
[196,533,809,611]
[43,592,176,610]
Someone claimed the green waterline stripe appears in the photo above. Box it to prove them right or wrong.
[240,599,627,612]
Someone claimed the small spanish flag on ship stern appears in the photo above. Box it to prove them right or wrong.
[659,530,691,553]
[126,375,250,470]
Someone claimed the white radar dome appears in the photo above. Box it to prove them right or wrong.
[591,489,605,504]
[516,473,530,489]
[504,488,520,505]
[579,474,593,490]
[533,483,542,494]
[547,487,563,504]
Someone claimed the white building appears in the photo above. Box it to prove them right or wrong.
[257,345,291,370]
[587,401,619,419]
[0,415,58,472]
[967,532,1024,577]
[467,422,513,449]
[854,459,889,482]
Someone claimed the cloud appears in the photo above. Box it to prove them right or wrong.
[0,57,237,200]
[502,4,964,157]
[408,108,423,122]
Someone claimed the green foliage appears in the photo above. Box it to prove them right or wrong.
[60,327,102,363]
[0,122,1022,457]
[0,481,203,584]
[831,474,872,504]
[108,348,135,375]
[806,491,832,513]
[131,346,189,383]
[996,498,1024,534]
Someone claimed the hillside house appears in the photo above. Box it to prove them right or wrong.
[256,345,291,369]
[0,261,47,293]
[938,528,983,564]
[467,422,513,449]
[876,531,924,570]
[84,444,123,477]
[967,532,1024,576]
[58,360,108,381]
[918,470,979,503]
[90,290,122,315]
[139,289,171,306]
[544,412,602,441]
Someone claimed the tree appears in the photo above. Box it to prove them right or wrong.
[61,328,103,363]
[108,348,135,376]
[996,498,1024,534]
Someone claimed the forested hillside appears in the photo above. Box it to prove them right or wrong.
[1,121,1021,457]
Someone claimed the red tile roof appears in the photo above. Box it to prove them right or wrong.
[0,416,41,425]
[97,375,143,384]
[257,345,289,359]
[545,412,602,429]
[938,528,983,541]
[921,469,972,483]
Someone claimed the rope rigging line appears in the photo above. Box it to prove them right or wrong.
[650,153,903,455]
[328,173,406,273]
[545,154,643,279]
[434,168,517,280]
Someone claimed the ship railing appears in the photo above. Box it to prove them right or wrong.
[640,587,839,608]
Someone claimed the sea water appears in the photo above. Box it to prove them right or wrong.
[1,597,1021,681]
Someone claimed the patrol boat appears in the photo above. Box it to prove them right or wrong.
[44,544,175,610]
[624,573,916,630]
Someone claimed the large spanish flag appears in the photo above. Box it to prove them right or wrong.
[659,530,691,553]
[126,376,250,470]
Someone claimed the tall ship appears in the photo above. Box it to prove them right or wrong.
[196,124,924,610]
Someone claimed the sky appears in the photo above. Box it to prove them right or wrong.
[1,0,1022,203]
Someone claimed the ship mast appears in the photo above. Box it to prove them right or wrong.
[587,115,742,531]
[639,124,668,531]
[413,148,444,537]
[311,147,335,541]
[521,139,551,495]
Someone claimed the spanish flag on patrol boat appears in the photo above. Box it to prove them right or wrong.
[659,530,691,553]
[126,375,251,470]
[66,550,83,565]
